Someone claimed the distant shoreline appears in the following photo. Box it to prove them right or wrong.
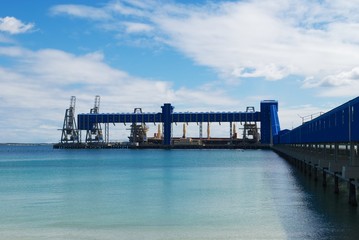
[0,143,53,146]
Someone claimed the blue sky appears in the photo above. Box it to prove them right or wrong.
[1,0,359,142]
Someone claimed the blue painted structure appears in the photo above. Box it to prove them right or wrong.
[275,97,359,144]
[77,100,280,145]
[261,101,280,145]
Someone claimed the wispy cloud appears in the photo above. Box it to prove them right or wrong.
[123,22,153,34]
[0,16,34,34]
[303,67,359,97]
[0,34,13,43]
[50,0,359,96]
[50,4,112,20]
[303,67,359,88]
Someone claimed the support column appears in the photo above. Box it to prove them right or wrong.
[314,166,318,182]
[348,180,358,207]
[334,175,339,194]
[161,103,173,146]
[299,161,303,172]
[322,169,327,187]
[207,122,210,139]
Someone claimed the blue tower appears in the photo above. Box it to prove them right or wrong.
[161,103,174,146]
[260,100,280,145]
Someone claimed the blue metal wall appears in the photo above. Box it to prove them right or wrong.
[276,97,359,144]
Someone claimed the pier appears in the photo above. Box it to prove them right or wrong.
[273,97,359,206]
[54,95,359,206]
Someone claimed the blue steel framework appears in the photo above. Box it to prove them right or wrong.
[275,97,359,144]
[77,101,280,145]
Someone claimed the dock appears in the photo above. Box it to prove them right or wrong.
[54,95,359,206]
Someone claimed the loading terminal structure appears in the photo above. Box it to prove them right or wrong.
[54,96,359,206]
[55,96,280,148]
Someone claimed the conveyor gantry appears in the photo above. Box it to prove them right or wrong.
[77,101,280,145]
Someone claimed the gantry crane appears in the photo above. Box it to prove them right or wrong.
[242,106,259,142]
[60,96,79,143]
[86,95,103,143]
[128,108,148,144]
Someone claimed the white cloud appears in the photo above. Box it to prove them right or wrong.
[0,46,31,57]
[233,64,293,81]
[51,0,359,96]
[49,0,359,94]
[304,67,359,88]
[150,0,359,83]
[50,5,111,20]
[0,46,240,142]
[0,16,34,34]
[302,67,359,97]
[123,22,153,34]
[108,1,150,17]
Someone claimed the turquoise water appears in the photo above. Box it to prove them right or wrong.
[0,145,358,239]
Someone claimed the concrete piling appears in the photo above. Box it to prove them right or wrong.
[349,180,358,207]
[322,170,327,188]
[334,175,339,194]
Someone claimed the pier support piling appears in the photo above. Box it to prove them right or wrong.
[314,166,318,182]
[348,180,358,207]
[334,175,339,194]
[322,170,327,188]
[300,161,303,172]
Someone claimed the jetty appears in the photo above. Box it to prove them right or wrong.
[54,95,359,206]
[272,97,359,206]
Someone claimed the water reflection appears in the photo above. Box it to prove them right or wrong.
[270,152,359,239]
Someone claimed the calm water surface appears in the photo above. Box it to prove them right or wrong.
[0,145,358,239]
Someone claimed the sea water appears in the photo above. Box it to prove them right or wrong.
[0,145,358,240]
